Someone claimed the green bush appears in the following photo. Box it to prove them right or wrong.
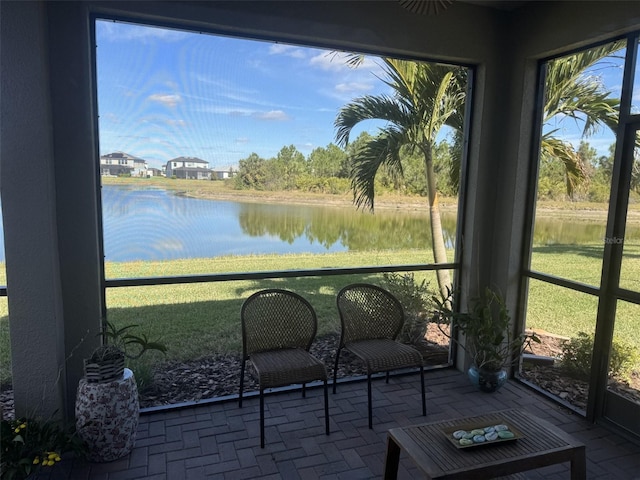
[382,272,434,345]
[560,331,640,382]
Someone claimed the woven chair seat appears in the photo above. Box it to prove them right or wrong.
[251,348,328,389]
[334,283,426,428]
[345,339,423,374]
[239,288,330,447]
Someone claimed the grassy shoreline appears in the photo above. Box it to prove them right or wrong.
[101,175,640,219]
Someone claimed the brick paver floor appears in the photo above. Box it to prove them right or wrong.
[36,368,640,479]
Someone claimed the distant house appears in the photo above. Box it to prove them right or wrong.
[166,156,212,180]
[211,167,236,180]
[147,167,162,178]
[100,151,148,177]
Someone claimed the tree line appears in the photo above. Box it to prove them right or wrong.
[233,133,459,198]
[233,134,638,204]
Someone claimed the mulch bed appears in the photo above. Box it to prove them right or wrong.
[1,326,637,419]
[138,331,449,408]
[520,330,640,411]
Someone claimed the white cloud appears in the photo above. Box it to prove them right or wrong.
[309,52,351,72]
[269,44,306,59]
[335,82,374,94]
[165,119,187,126]
[148,94,182,108]
[309,51,381,72]
[253,110,290,121]
[235,137,250,144]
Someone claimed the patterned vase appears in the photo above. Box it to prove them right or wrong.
[75,368,139,462]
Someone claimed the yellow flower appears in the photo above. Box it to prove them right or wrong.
[14,427,20,433]
[48,452,57,460]
[33,457,40,465]
[19,423,26,430]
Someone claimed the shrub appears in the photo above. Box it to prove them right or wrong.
[382,272,434,345]
[560,331,640,382]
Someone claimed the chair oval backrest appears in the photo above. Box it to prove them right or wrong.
[336,283,404,344]
[241,289,318,356]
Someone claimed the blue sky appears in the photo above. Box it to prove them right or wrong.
[96,20,392,170]
[96,20,631,171]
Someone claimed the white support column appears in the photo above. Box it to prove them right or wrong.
[0,1,103,421]
[1,1,67,420]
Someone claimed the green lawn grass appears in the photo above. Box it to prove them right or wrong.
[2,233,639,387]
[528,243,640,345]
[0,252,445,386]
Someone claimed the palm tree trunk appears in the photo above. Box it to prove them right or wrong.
[423,146,452,299]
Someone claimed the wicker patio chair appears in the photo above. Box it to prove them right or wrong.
[333,283,426,429]
[239,289,330,447]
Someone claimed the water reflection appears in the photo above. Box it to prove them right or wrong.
[3,186,633,263]
[98,186,460,262]
[237,202,457,252]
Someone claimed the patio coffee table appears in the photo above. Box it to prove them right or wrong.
[384,408,586,479]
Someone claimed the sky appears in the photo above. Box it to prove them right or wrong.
[96,20,635,171]
[96,20,393,170]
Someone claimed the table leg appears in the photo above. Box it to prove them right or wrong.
[571,445,587,480]
[383,436,401,480]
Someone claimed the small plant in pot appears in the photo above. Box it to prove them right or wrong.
[433,287,539,392]
[83,321,167,384]
[77,321,166,462]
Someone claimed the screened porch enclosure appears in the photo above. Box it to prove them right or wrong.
[2,0,640,452]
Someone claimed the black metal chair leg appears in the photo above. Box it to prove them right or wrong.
[368,372,373,429]
[302,383,306,398]
[386,371,390,383]
[324,378,330,435]
[239,359,246,408]
[420,365,426,416]
[332,347,342,394]
[260,388,265,448]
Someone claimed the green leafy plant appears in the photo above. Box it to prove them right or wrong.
[1,416,86,480]
[434,287,540,372]
[560,331,640,382]
[84,321,167,383]
[382,272,434,345]
[101,321,167,360]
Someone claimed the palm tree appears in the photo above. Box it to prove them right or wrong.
[334,59,466,298]
[542,41,624,197]
[335,43,626,297]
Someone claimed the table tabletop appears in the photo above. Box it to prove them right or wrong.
[385,408,586,479]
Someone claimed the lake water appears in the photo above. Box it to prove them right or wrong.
[0,186,633,263]
[100,186,454,262]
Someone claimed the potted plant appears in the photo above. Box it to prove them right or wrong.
[83,322,167,383]
[433,287,539,392]
[76,321,166,462]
